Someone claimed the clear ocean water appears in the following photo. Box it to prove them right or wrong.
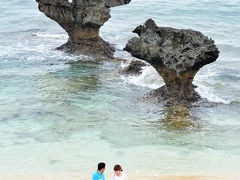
[0,0,240,176]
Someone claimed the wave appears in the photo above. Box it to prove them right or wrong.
[121,64,164,89]
[195,85,231,104]
[32,32,68,39]
[120,61,240,104]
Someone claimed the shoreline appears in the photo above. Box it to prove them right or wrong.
[0,173,239,180]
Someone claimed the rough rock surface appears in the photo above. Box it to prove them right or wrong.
[36,0,131,58]
[125,19,219,104]
[122,60,147,75]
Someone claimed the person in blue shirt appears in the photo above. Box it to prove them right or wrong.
[92,162,106,180]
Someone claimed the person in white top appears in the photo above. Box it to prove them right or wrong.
[111,164,128,180]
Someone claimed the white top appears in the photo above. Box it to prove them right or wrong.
[111,172,128,180]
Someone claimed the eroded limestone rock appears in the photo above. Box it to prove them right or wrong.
[36,0,131,58]
[122,60,148,75]
[125,19,219,104]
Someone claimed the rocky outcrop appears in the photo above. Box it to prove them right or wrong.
[125,19,219,104]
[36,0,131,58]
[122,60,147,75]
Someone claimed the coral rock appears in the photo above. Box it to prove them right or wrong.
[125,19,219,104]
[36,0,131,58]
[122,60,147,75]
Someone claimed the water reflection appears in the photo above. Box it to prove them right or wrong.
[161,104,200,130]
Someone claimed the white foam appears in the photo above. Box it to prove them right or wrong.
[121,61,234,104]
[194,65,233,104]
[196,84,231,104]
[121,64,164,89]
[33,32,67,39]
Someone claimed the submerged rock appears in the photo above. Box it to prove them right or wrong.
[125,19,219,104]
[36,0,131,58]
[122,60,148,75]
[162,105,200,130]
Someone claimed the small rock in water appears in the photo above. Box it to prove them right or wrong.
[122,59,148,75]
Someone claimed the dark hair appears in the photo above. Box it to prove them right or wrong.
[114,164,122,171]
[98,162,106,170]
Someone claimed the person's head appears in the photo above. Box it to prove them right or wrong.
[114,164,122,176]
[98,162,106,173]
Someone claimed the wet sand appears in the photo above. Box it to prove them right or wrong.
[0,173,239,180]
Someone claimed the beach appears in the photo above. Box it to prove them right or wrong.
[0,173,239,180]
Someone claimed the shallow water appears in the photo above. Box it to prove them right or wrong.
[0,0,240,176]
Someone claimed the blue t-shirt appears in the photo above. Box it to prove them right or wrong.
[92,170,105,180]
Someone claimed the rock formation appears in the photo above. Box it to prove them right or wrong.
[125,19,219,105]
[36,0,131,58]
[122,60,147,75]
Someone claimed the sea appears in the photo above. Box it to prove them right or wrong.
[0,0,240,177]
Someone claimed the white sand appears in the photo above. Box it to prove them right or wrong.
[0,173,239,180]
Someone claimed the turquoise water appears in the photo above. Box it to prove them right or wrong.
[0,0,240,176]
